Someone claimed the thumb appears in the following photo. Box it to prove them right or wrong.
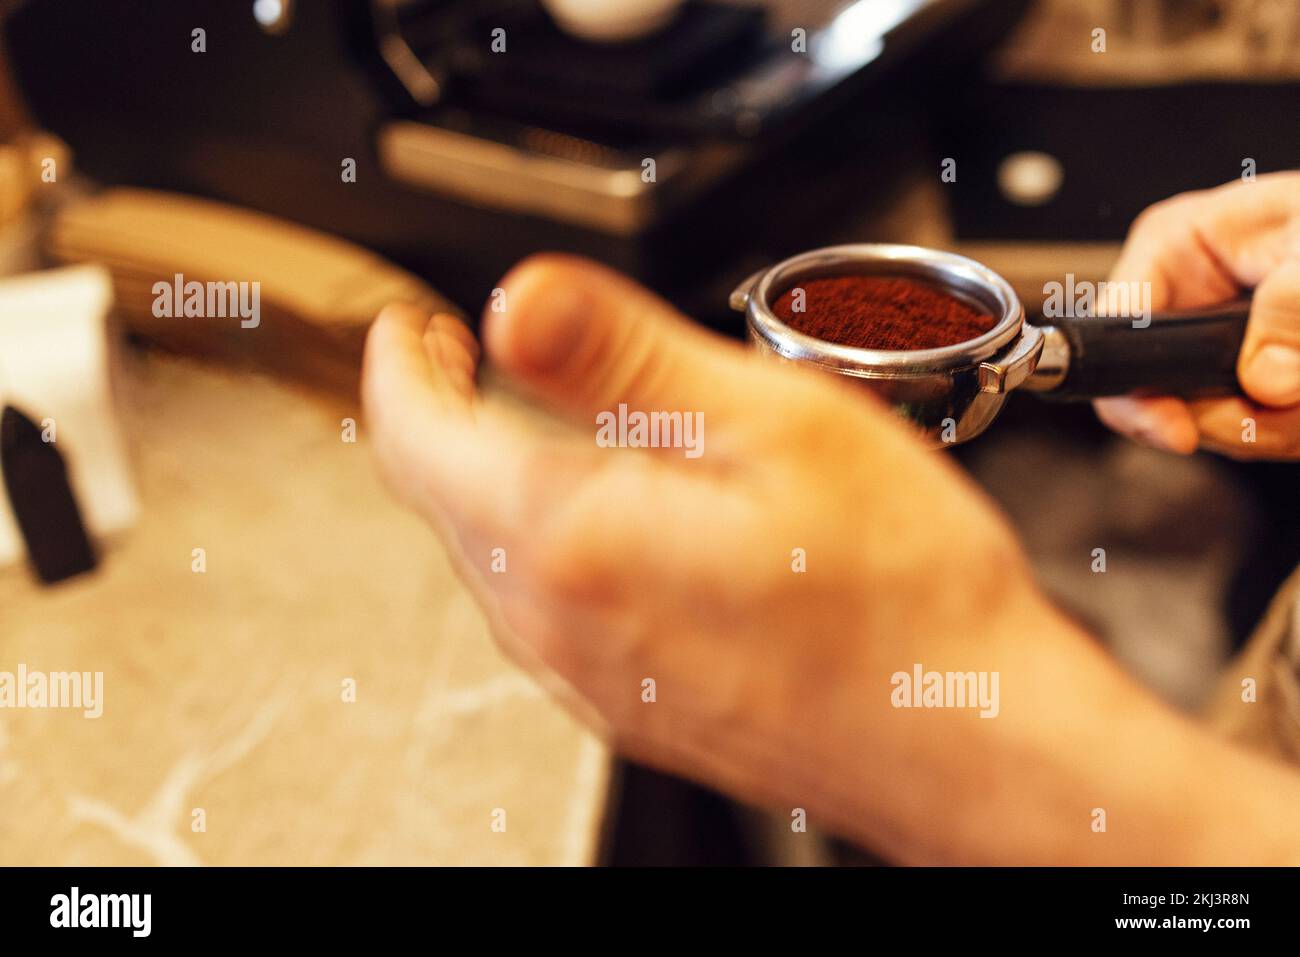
[1239,255,1300,407]
[482,254,760,424]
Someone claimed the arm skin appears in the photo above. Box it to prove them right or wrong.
[362,253,1300,865]
[825,592,1300,865]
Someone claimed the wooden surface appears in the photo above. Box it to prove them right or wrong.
[0,350,609,865]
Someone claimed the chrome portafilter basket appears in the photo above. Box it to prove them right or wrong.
[730,243,1251,447]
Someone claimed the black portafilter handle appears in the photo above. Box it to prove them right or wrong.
[1036,295,1253,400]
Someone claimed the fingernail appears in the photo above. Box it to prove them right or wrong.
[1245,344,1300,405]
[517,282,590,371]
[503,274,589,374]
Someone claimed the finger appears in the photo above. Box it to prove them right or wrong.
[482,253,766,428]
[421,311,480,410]
[1106,174,1300,309]
[1095,176,1300,445]
[1182,175,1300,286]
[1106,191,1233,310]
[1237,253,1300,407]
[1187,395,1300,459]
[1092,396,1199,454]
[1092,196,1216,449]
[362,303,588,543]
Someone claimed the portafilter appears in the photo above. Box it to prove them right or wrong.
[730,244,1250,446]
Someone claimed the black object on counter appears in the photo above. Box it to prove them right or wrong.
[0,405,97,584]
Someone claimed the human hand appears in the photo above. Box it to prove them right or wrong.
[362,255,1300,863]
[1095,172,1300,458]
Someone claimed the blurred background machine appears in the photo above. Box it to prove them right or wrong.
[9,1,1300,321]
[947,0,1300,244]
[3,0,1029,326]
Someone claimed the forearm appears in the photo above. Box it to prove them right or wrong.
[946,632,1300,865]
[819,592,1300,865]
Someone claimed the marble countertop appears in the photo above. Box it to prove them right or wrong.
[0,352,609,865]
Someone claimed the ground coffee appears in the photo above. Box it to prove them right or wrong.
[771,275,996,351]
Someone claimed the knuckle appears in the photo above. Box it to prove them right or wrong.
[1129,194,1190,235]
[1255,260,1300,307]
[372,301,427,333]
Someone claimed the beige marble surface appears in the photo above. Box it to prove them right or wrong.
[0,351,609,865]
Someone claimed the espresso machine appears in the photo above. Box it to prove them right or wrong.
[4,0,1028,324]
